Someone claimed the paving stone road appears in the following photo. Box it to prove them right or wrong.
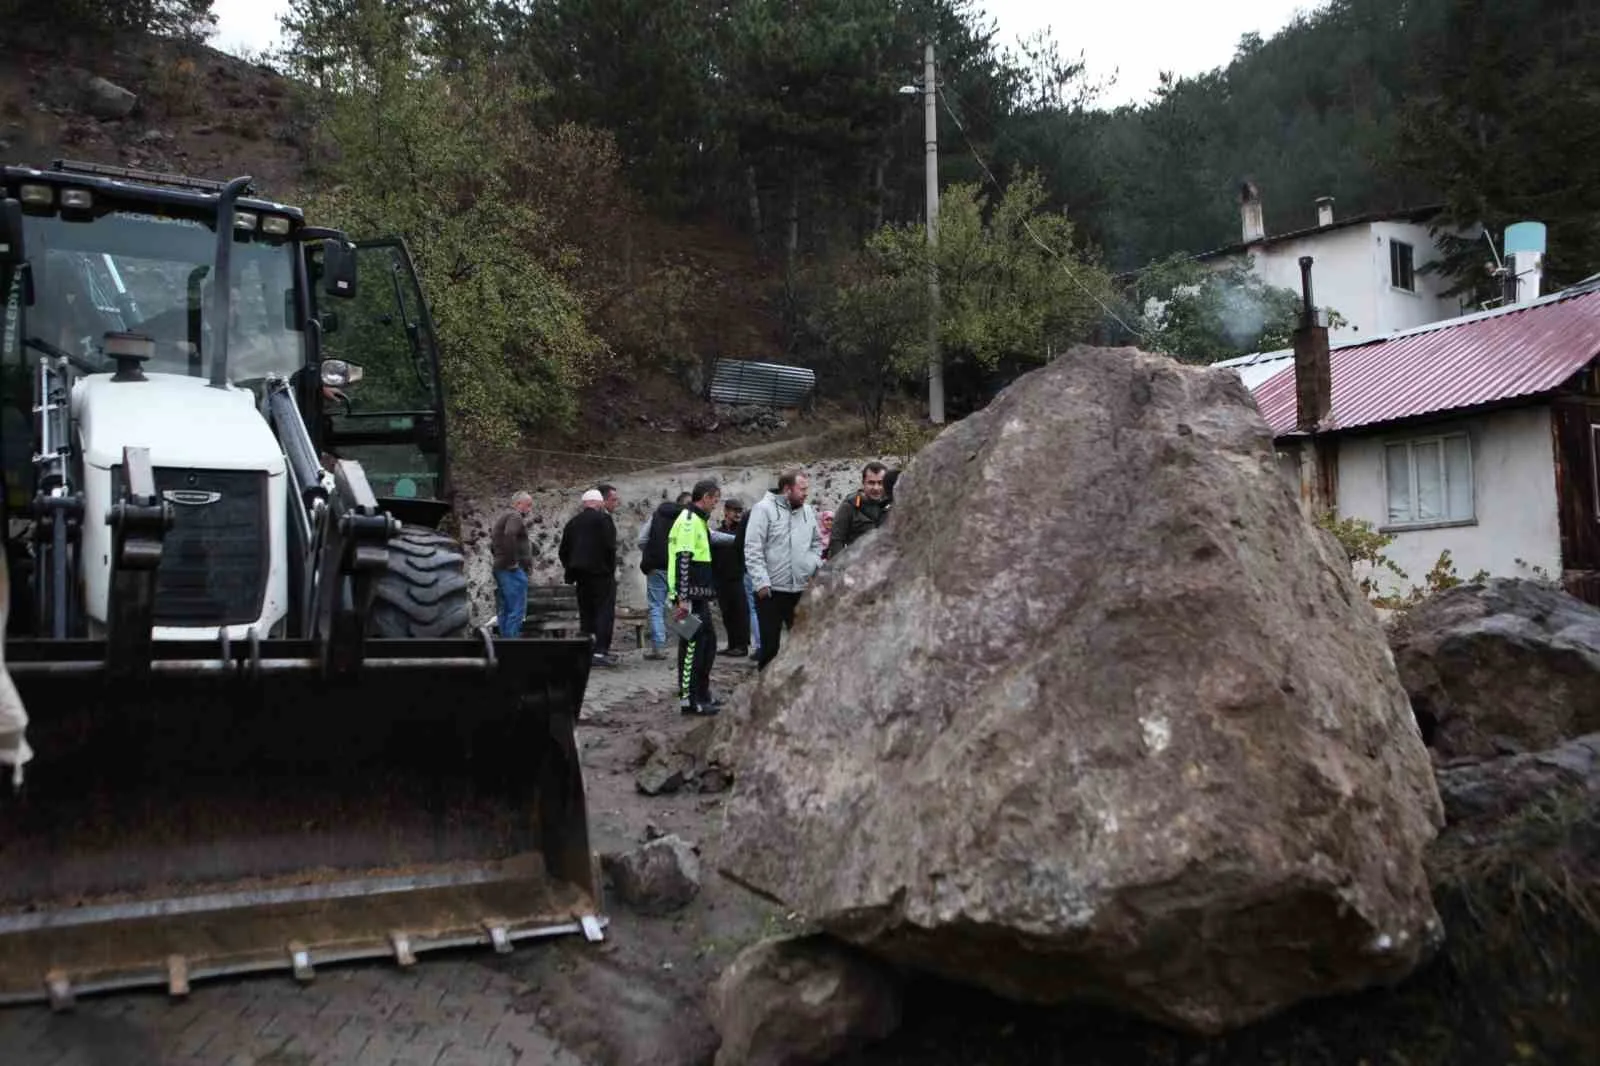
[0,956,584,1066]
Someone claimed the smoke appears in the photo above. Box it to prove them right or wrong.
[1212,279,1272,349]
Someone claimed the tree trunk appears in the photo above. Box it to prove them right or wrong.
[872,157,886,233]
[785,172,800,279]
[746,165,763,252]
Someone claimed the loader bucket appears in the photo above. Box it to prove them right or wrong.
[0,634,603,1008]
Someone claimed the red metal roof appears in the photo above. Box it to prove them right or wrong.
[1252,287,1600,436]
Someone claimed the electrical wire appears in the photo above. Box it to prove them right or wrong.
[934,85,1148,340]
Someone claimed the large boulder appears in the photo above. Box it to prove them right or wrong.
[717,345,1445,1035]
[1388,578,1600,759]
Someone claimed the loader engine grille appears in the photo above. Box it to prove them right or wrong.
[110,465,270,626]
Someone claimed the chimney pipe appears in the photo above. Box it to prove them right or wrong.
[1294,256,1331,433]
[1315,196,1334,227]
[1239,181,1265,243]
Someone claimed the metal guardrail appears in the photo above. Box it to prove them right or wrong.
[708,358,816,408]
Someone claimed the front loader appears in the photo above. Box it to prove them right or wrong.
[0,160,604,1009]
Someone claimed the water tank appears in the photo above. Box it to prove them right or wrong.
[1504,221,1546,304]
[1504,221,1547,256]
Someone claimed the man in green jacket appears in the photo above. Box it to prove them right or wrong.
[829,461,892,558]
[668,479,722,715]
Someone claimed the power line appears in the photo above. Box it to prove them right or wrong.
[935,85,1147,341]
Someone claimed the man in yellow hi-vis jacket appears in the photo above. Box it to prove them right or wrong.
[668,479,722,715]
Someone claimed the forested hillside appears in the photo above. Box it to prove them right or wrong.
[7,0,1598,448]
[1020,0,1600,294]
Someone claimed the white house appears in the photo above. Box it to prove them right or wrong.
[1200,184,1471,344]
[1247,277,1600,605]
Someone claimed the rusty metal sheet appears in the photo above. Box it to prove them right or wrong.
[1252,288,1600,436]
[709,359,815,408]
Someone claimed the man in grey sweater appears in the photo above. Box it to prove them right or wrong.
[743,468,823,669]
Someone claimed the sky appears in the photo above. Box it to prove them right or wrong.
[209,0,1318,110]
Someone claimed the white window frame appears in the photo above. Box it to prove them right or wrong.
[1390,239,1417,294]
[1381,431,1475,531]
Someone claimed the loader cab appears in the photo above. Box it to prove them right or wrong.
[0,162,320,638]
[307,238,452,532]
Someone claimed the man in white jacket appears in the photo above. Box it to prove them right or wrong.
[742,467,823,670]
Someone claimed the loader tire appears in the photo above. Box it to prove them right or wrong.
[371,524,473,639]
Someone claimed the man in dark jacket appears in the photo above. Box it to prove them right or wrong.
[733,503,761,660]
[637,491,690,660]
[559,486,619,666]
[710,497,750,655]
[829,461,892,558]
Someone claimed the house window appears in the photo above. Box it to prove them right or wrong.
[1384,433,1473,527]
[1390,240,1416,292]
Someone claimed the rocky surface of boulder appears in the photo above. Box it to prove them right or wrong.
[718,344,1445,1034]
[709,935,902,1066]
[1389,578,1600,759]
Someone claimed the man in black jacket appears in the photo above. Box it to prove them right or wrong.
[637,491,690,660]
[559,485,620,666]
[710,497,750,655]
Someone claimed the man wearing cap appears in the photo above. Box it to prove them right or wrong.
[559,486,620,667]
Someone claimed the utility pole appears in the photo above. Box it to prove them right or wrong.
[922,41,944,425]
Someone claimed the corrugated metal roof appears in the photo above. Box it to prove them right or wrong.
[1251,287,1600,436]
[1213,349,1294,389]
[708,358,816,408]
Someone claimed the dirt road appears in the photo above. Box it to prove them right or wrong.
[0,644,784,1066]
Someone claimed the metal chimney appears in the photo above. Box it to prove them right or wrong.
[1315,196,1334,227]
[1239,182,1265,243]
[1293,256,1331,433]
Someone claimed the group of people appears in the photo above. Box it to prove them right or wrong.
[490,482,625,666]
[636,460,898,714]
[487,461,899,715]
